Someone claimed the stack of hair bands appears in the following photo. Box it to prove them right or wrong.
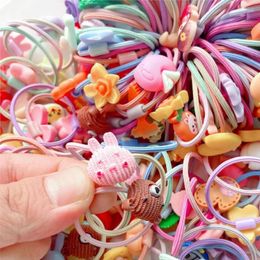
[0,0,260,259]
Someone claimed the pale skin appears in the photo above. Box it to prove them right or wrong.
[0,154,95,260]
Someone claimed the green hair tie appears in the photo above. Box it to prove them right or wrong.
[79,0,133,10]
[0,26,58,85]
[230,39,260,48]
[105,4,149,22]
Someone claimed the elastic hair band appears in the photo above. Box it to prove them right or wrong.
[176,87,210,147]
[207,20,259,40]
[0,136,54,156]
[119,140,178,153]
[76,220,152,249]
[158,151,173,213]
[188,59,226,129]
[74,48,149,66]
[75,153,166,247]
[164,0,179,33]
[77,27,158,49]
[215,39,260,60]
[220,6,260,22]
[0,26,58,84]
[73,56,146,96]
[0,55,52,86]
[183,224,257,260]
[205,156,260,226]
[229,39,260,47]
[221,52,260,70]
[183,152,215,224]
[26,18,64,35]
[203,156,260,195]
[79,9,152,31]
[139,0,163,33]
[236,171,260,207]
[10,84,78,148]
[111,120,137,136]
[171,178,197,256]
[6,21,63,71]
[193,58,237,128]
[179,239,249,260]
[197,39,245,95]
[199,0,233,28]
[105,4,150,23]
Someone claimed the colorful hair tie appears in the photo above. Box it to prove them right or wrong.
[10,84,78,147]
[205,157,260,229]
[1,1,260,258]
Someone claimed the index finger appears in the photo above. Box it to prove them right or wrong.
[0,154,87,184]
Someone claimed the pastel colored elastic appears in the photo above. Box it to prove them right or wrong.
[1,1,260,259]
[10,84,78,147]
[205,156,260,228]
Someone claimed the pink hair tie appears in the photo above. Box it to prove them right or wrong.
[196,39,246,96]
[206,20,259,40]
[80,9,151,31]
[171,178,197,256]
[0,135,55,155]
[183,152,216,224]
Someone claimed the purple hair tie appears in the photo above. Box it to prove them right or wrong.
[65,0,79,22]
[205,156,260,228]
[10,84,78,148]
[179,239,249,260]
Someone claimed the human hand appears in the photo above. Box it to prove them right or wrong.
[0,154,94,259]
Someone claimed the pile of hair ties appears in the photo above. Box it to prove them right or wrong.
[0,0,260,259]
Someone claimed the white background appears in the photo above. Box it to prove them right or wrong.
[0,0,66,25]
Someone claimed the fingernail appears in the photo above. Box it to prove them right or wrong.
[45,167,91,207]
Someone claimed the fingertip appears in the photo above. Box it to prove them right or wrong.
[45,166,95,207]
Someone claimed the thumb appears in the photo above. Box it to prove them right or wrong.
[0,166,94,248]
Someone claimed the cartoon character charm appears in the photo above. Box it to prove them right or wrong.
[122,179,163,223]
[87,132,140,186]
[169,110,198,141]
